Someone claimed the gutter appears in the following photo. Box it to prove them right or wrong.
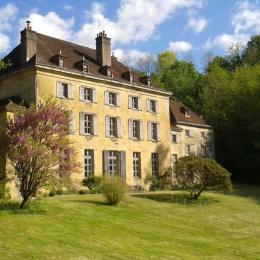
[176,120,212,129]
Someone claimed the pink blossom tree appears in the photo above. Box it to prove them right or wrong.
[5,99,78,208]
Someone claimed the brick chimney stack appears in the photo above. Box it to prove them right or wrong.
[20,21,37,64]
[96,31,111,67]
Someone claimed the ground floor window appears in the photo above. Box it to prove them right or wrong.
[84,149,94,177]
[151,153,159,176]
[108,151,118,176]
[133,152,141,178]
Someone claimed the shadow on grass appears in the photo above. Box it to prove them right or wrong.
[132,193,219,205]
[67,199,107,206]
[0,200,47,215]
[230,184,260,204]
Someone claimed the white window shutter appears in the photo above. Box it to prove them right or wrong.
[140,121,144,140]
[138,97,142,110]
[104,91,109,105]
[68,84,73,99]
[79,112,85,135]
[57,82,63,98]
[117,117,122,138]
[80,86,84,101]
[93,114,98,136]
[103,151,109,175]
[128,96,132,109]
[69,111,74,133]
[92,89,97,103]
[128,119,133,139]
[116,93,120,107]
[156,101,159,113]
[147,122,151,141]
[146,99,150,112]
[105,116,110,137]
[157,123,161,141]
[120,151,126,180]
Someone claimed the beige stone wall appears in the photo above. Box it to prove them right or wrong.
[0,68,36,104]
[171,124,214,162]
[36,68,172,187]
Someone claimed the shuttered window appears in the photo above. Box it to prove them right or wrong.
[105,91,120,106]
[80,113,98,136]
[129,119,143,140]
[147,99,159,113]
[151,153,159,177]
[148,122,160,141]
[133,152,141,178]
[80,86,97,103]
[57,82,72,99]
[84,149,94,177]
[105,116,121,138]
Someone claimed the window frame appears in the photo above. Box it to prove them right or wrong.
[108,151,119,176]
[84,149,94,177]
[151,153,159,177]
[133,152,141,179]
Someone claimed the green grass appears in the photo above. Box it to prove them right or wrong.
[0,185,260,259]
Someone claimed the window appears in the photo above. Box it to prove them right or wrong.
[105,91,119,106]
[129,119,143,140]
[129,96,141,110]
[151,122,158,140]
[201,144,206,157]
[148,122,160,141]
[132,120,139,139]
[59,58,65,67]
[83,63,89,73]
[106,116,121,138]
[185,145,195,156]
[57,82,72,99]
[185,109,189,117]
[151,153,159,177]
[147,99,158,113]
[107,69,113,78]
[103,151,126,178]
[80,113,98,136]
[109,117,117,137]
[201,131,208,139]
[172,154,177,168]
[108,151,118,176]
[185,129,192,138]
[80,87,97,103]
[171,133,177,143]
[133,152,141,178]
[84,149,94,177]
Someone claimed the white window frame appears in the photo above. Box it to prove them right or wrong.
[108,151,118,176]
[133,152,141,178]
[151,153,159,177]
[80,113,98,136]
[185,144,195,156]
[185,129,193,138]
[147,99,159,113]
[109,117,117,137]
[57,82,73,99]
[84,149,94,177]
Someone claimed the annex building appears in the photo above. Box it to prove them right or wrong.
[0,22,214,193]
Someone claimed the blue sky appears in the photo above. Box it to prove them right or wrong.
[0,0,260,70]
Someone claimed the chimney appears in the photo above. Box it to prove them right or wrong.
[20,21,37,64]
[140,74,152,86]
[96,31,111,67]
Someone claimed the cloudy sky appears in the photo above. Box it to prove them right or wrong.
[0,0,260,69]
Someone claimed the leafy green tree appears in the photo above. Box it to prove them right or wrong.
[0,60,11,70]
[242,35,260,66]
[155,51,176,75]
[174,156,232,200]
[161,60,203,112]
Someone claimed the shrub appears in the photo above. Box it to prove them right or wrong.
[49,191,56,197]
[82,176,102,192]
[0,180,10,200]
[78,189,88,195]
[146,169,172,191]
[174,156,232,200]
[101,176,126,205]
[56,190,64,195]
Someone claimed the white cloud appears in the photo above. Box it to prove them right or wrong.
[75,0,206,47]
[187,17,208,33]
[232,1,260,34]
[19,12,75,41]
[0,33,10,54]
[169,41,192,52]
[0,3,18,32]
[204,33,250,50]
[113,48,150,66]
[64,4,74,11]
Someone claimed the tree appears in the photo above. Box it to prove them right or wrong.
[242,35,260,66]
[5,99,78,208]
[134,53,156,75]
[0,59,11,70]
[174,156,232,200]
[161,60,203,112]
[155,51,176,75]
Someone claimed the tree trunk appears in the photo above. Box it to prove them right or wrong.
[20,196,31,209]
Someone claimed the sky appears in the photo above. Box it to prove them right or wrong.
[0,0,260,70]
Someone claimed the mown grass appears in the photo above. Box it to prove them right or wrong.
[0,185,260,259]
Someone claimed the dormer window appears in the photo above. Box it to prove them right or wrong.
[185,109,189,117]
[83,63,89,73]
[130,74,134,83]
[107,68,113,78]
[59,58,65,67]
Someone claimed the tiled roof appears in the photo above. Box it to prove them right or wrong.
[169,100,210,127]
[3,32,160,89]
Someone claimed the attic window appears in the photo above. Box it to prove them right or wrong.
[83,63,89,73]
[59,58,65,67]
[130,74,134,83]
[185,109,190,117]
[107,68,113,78]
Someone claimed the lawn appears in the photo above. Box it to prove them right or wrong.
[0,185,260,259]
